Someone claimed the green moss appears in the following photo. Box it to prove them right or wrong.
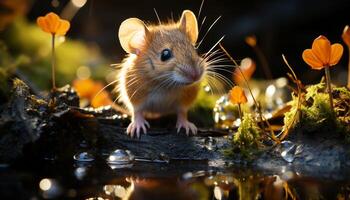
[283,81,350,137]
[0,41,29,100]
[224,113,263,158]
[234,113,261,148]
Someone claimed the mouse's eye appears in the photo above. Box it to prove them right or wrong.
[160,49,172,61]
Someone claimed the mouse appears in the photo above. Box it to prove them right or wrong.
[116,10,206,138]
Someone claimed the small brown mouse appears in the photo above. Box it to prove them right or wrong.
[116,10,206,138]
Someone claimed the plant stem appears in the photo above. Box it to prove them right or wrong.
[253,45,273,79]
[238,103,242,120]
[324,66,334,112]
[219,44,265,129]
[51,34,56,89]
[348,48,350,89]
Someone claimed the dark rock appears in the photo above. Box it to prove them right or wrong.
[1,79,350,179]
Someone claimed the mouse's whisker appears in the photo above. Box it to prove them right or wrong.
[170,11,174,21]
[206,64,235,71]
[197,0,205,21]
[128,72,172,100]
[110,63,123,69]
[206,70,233,84]
[207,64,234,68]
[201,49,222,61]
[207,66,234,74]
[206,59,228,68]
[196,16,222,49]
[206,57,228,66]
[147,74,174,99]
[206,78,228,95]
[200,49,225,66]
[204,55,227,66]
[206,70,234,89]
[153,8,162,25]
[198,16,207,37]
[206,75,225,95]
[205,51,226,60]
[92,79,119,103]
[205,76,218,95]
[203,35,225,59]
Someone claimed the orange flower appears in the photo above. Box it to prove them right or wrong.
[37,12,70,35]
[91,91,113,108]
[73,79,113,108]
[302,35,343,70]
[233,57,256,85]
[342,25,350,47]
[229,86,247,104]
[245,35,257,47]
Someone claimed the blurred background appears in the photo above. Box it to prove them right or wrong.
[0,0,349,91]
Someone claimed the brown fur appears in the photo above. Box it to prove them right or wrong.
[119,21,204,116]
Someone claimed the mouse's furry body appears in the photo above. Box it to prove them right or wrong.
[116,10,205,137]
[118,54,200,116]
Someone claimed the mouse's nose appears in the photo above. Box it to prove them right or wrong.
[183,67,201,82]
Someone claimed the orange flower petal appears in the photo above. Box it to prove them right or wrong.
[302,49,324,70]
[229,86,247,104]
[233,57,256,85]
[37,17,50,33]
[91,91,113,108]
[46,12,60,33]
[342,25,350,47]
[36,12,70,35]
[245,35,257,47]
[73,79,96,98]
[56,19,70,35]
[329,43,343,66]
[311,35,331,65]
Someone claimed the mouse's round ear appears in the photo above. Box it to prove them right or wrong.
[179,10,199,45]
[118,18,149,54]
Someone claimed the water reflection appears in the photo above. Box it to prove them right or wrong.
[39,178,62,199]
[1,162,350,199]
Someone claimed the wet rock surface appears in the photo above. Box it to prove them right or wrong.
[0,79,350,179]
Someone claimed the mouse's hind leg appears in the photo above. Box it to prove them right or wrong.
[126,110,150,138]
[176,108,197,136]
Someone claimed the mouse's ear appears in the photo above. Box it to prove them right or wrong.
[118,18,149,54]
[179,10,199,45]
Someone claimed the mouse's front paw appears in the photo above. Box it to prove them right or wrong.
[126,119,150,138]
[176,120,197,136]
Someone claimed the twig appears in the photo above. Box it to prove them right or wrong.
[219,44,266,131]
[279,54,302,141]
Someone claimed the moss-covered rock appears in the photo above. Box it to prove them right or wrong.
[283,81,350,138]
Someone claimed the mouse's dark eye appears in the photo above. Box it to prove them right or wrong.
[160,49,172,61]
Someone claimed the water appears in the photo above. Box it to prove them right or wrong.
[73,152,95,162]
[279,141,303,163]
[1,160,350,199]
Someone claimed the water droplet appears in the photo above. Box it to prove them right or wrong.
[204,137,217,150]
[182,172,193,180]
[74,167,88,180]
[279,141,302,163]
[213,95,241,129]
[114,185,127,198]
[39,178,62,198]
[214,186,223,200]
[73,152,94,162]
[265,78,291,111]
[103,185,115,195]
[159,152,170,163]
[107,149,134,169]
[79,140,89,148]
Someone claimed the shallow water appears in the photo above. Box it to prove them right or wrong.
[1,159,350,200]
